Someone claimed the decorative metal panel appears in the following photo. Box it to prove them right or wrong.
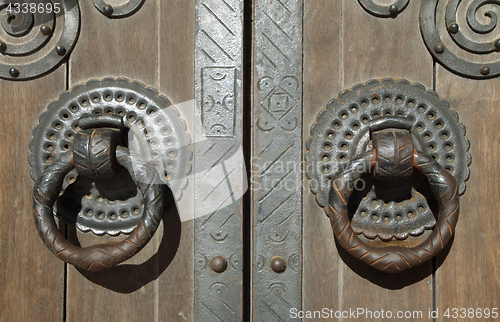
[194,0,244,321]
[253,0,303,319]
[201,67,236,137]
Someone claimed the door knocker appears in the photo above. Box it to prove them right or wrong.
[29,78,191,271]
[306,79,470,273]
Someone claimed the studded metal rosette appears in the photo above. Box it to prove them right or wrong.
[306,79,470,241]
[29,78,191,235]
[0,0,79,80]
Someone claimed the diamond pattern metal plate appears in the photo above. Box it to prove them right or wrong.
[253,0,303,319]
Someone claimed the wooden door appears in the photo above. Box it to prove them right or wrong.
[0,1,196,321]
[2,0,500,321]
[299,0,500,321]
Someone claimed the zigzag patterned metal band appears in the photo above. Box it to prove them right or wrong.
[194,0,244,320]
[253,0,303,318]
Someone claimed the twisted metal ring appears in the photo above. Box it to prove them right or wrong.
[326,150,459,273]
[33,146,163,272]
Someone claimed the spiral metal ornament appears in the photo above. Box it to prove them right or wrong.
[92,0,145,18]
[0,0,79,80]
[358,0,410,17]
[421,0,500,78]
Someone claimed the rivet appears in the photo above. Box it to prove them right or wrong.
[434,43,444,54]
[103,5,114,16]
[9,67,19,78]
[0,41,6,54]
[270,256,286,273]
[480,65,490,75]
[448,23,459,34]
[388,4,398,15]
[40,25,51,35]
[210,255,227,273]
[55,45,66,56]
[494,39,500,50]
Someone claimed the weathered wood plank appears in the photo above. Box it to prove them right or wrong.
[339,0,432,319]
[343,0,433,88]
[302,0,342,317]
[66,1,159,321]
[68,0,158,87]
[157,0,195,320]
[435,66,500,321]
[0,66,66,322]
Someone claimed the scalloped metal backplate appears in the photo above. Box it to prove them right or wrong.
[29,78,191,235]
[306,79,470,240]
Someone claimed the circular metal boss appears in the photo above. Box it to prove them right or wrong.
[0,0,80,80]
[29,78,192,235]
[306,79,470,240]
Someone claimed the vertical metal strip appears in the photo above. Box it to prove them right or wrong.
[194,0,244,321]
[253,0,303,319]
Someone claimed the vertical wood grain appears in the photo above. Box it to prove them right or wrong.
[66,1,159,321]
[303,0,435,320]
[0,66,66,321]
[68,0,158,86]
[342,0,432,88]
[158,0,196,321]
[302,0,342,316]
[340,1,434,319]
[435,66,500,321]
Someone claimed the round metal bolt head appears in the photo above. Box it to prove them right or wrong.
[103,5,114,16]
[9,67,19,78]
[40,25,51,35]
[494,39,500,50]
[0,41,6,53]
[480,65,491,76]
[434,43,444,54]
[210,255,227,273]
[448,23,459,34]
[270,256,286,273]
[55,45,66,56]
[388,4,398,15]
